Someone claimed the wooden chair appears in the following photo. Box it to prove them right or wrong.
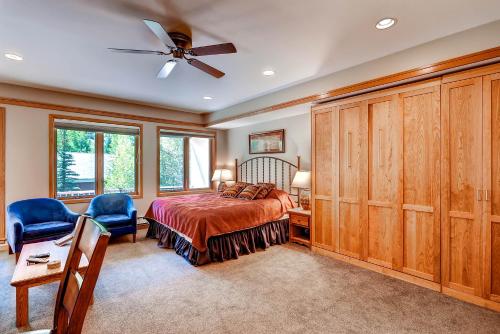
[27,215,111,334]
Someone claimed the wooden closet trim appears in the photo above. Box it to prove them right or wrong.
[313,78,442,111]
[210,46,500,127]
[442,62,500,83]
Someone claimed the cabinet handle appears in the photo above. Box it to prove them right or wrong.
[347,132,352,168]
[477,189,482,201]
[485,190,490,201]
[378,129,384,168]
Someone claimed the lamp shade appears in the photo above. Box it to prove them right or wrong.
[211,169,233,182]
[291,171,311,189]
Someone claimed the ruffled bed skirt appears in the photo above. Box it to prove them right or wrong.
[145,218,289,266]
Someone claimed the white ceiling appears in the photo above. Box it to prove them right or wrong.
[1,0,499,113]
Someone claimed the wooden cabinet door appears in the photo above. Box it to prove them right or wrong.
[312,108,337,251]
[483,73,500,302]
[441,77,483,296]
[400,85,441,282]
[337,102,366,259]
[366,95,402,269]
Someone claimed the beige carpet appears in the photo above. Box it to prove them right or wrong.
[1,232,499,334]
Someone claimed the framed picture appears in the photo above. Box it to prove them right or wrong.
[249,129,285,154]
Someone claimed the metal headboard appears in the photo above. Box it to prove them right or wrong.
[234,156,301,203]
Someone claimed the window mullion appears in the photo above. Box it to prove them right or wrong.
[184,136,189,191]
[96,132,104,195]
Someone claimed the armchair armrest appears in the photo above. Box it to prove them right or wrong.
[64,207,81,225]
[127,201,137,223]
[85,206,97,218]
[7,214,24,253]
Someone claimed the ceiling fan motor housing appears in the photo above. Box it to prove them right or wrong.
[168,31,192,57]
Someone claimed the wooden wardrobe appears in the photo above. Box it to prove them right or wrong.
[311,62,500,311]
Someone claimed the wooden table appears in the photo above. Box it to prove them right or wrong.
[10,240,88,327]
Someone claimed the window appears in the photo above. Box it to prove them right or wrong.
[50,115,142,201]
[158,127,215,195]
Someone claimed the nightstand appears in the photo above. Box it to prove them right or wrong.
[288,208,311,248]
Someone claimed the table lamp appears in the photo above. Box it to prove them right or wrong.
[212,169,233,192]
[291,171,311,210]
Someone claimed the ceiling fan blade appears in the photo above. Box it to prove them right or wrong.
[157,60,177,78]
[108,48,167,55]
[187,59,225,78]
[189,43,236,56]
[143,19,177,49]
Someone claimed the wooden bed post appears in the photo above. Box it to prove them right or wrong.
[234,159,238,181]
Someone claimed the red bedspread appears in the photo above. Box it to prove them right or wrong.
[145,190,296,252]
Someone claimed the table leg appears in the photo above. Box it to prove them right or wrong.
[16,286,28,327]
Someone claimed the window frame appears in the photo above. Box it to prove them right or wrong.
[157,126,216,197]
[49,114,143,203]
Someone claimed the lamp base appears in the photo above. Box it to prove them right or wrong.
[300,191,311,210]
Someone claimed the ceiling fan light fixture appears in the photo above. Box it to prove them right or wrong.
[262,69,275,76]
[157,60,177,79]
[376,18,397,30]
[4,53,23,61]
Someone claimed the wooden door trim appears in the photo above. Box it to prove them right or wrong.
[0,107,4,243]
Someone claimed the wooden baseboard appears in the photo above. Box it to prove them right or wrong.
[0,242,8,252]
[312,246,441,292]
[442,287,500,313]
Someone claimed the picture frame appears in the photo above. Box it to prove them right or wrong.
[249,129,285,154]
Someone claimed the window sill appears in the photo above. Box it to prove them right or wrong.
[57,193,143,204]
[156,189,215,197]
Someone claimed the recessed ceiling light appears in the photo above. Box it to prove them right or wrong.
[376,18,397,30]
[4,53,23,61]
[203,96,213,100]
[262,69,275,76]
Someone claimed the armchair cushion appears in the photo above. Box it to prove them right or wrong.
[94,214,131,228]
[23,221,74,240]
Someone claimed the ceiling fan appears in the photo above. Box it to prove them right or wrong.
[109,19,237,79]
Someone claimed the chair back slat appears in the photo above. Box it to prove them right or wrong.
[52,215,110,334]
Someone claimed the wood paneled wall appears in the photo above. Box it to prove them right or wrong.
[311,62,500,312]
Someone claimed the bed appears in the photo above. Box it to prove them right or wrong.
[145,156,300,265]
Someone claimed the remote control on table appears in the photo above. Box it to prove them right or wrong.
[31,252,50,258]
[27,257,50,264]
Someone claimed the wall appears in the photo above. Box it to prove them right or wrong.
[208,20,500,123]
[225,113,310,173]
[1,83,226,232]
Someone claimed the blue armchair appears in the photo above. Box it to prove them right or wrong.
[85,193,137,242]
[7,198,80,256]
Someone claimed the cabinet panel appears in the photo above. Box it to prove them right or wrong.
[401,86,441,282]
[367,96,401,269]
[313,111,333,196]
[490,222,500,298]
[441,77,483,296]
[483,73,500,301]
[403,211,436,280]
[313,199,334,250]
[312,108,336,251]
[338,103,363,258]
